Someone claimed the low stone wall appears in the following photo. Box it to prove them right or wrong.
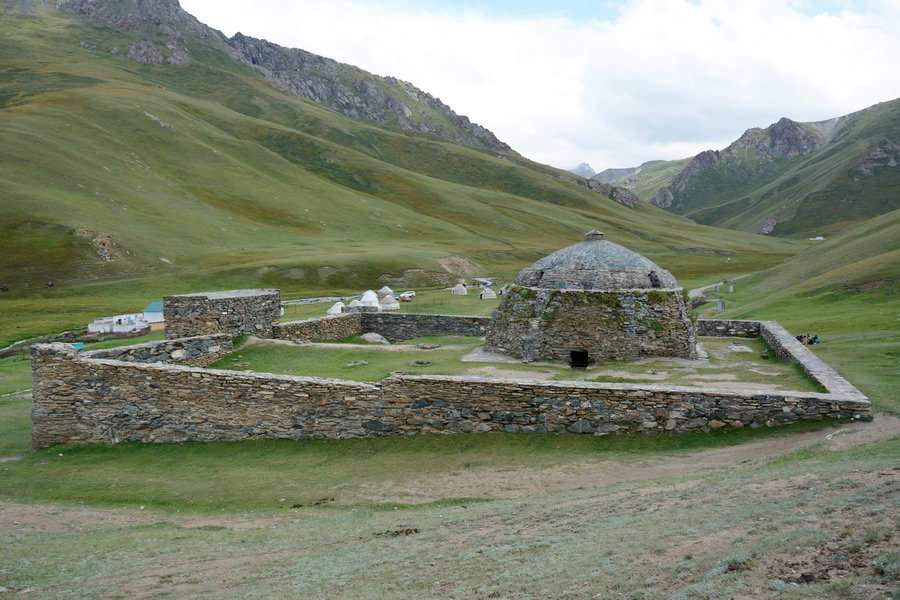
[30,318,872,448]
[85,335,232,367]
[381,375,869,434]
[30,343,870,448]
[758,321,861,396]
[163,289,281,340]
[273,313,487,343]
[697,319,761,337]
[359,313,490,342]
[275,314,363,342]
[30,344,381,448]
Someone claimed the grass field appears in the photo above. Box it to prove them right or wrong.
[212,336,823,393]
[2,4,898,597]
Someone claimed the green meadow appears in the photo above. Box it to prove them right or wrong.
[1,3,899,598]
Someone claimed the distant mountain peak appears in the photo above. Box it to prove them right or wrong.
[567,163,595,178]
[644,99,900,237]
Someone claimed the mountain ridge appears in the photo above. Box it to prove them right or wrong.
[35,0,512,153]
[613,100,900,237]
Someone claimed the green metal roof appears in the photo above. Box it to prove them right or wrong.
[143,301,164,313]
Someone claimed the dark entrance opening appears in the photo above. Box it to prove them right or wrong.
[570,350,588,369]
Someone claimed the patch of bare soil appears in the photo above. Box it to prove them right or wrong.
[592,369,669,380]
[436,256,480,278]
[346,414,900,505]
[463,366,556,380]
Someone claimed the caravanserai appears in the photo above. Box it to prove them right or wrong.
[484,231,696,366]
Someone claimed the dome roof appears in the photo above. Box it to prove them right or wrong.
[515,232,679,290]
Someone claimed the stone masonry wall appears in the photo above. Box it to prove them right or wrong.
[275,314,363,342]
[30,318,872,448]
[85,335,232,367]
[697,319,761,337]
[358,313,490,342]
[485,287,696,363]
[273,313,488,343]
[164,289,281,340]
[30,341,870,448]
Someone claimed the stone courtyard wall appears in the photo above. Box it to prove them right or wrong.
[358,313,490,342]
[163,289,281,340]
[85,335,232,367]
[275,314,363,342]
[31,318,871,448]
[696,319,761,337]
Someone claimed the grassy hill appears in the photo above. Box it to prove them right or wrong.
[0,4,800,346]
[618,102,900,238]
[699,207,900,410]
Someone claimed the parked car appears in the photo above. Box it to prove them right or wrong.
[400,295,413,302]
[400,291,416,297]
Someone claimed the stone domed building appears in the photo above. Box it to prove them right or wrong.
[484,230,696,366]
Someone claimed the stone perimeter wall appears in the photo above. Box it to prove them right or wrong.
[31,318,871,448]
[85,335,233,367]
[272,313,490,343]
[164,290,281,340]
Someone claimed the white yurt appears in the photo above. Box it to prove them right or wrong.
[360,290,381,307]
[326,301,345,316]
[348,299,363,308]
[479,287,497,300]
[451,283,468,295]
[380,294,400,310]
[377,285,394,297]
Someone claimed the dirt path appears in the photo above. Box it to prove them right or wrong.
[351,413,900,505]
[688,273,752,298]
[2,414,897,533]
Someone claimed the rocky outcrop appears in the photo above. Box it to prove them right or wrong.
[758,217,777,235]
[853,139,900,177]
[39,0,510,152]
[586,181,640,208]
[41,0,220,38]
[226,33,512,152]
[651,150,720,207]
[127,40,163,64]
[650,119,826,209]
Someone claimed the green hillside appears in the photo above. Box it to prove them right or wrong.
[703,208,900,409]
[622,102,900,238]
[612,158,689,201]
[0,5,801,346]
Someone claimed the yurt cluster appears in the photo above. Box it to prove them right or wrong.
[325,283,497,315]
[326,287,400,315]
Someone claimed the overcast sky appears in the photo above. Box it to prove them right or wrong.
[179,0,900,172]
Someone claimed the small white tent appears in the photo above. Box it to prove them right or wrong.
[479,287,497,300]
[377,285,394,297]
[361,290,381,307]
[326,301,345,316]
[451,283,468,295]
[380,294,399,310]
[348,299,363,308]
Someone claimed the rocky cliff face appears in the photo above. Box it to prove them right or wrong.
[41,0,224,39]
[226,33,511,152]
[41,0,513,153]
[651,118,827,208]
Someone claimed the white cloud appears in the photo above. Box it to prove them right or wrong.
[180,0,900,170]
